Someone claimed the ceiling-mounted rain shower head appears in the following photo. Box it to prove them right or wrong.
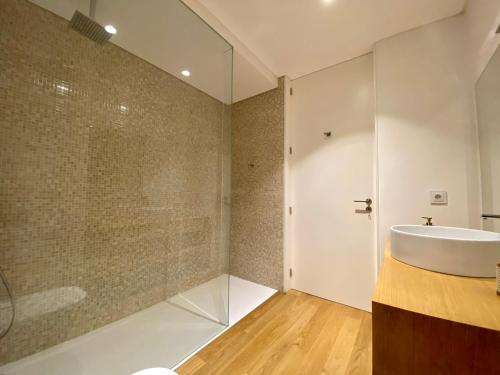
[69,11,113,43]
[69,0,114,44]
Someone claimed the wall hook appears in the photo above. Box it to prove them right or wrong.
[324,131,332,138]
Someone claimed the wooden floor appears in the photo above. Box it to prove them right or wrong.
[177,290,372,375]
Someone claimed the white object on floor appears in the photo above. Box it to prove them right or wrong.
[132,369,177,375]
[0,275,276,375]
[391,225,500,277]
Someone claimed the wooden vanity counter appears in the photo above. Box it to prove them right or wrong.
[373,245,500,331]
[372,245,500,375]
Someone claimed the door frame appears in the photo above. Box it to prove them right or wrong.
[283,76,293,292]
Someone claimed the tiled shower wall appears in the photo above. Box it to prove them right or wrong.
[0,0,228,364]
[230,79,284,290]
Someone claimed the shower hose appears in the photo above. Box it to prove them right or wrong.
[0,268,15,339]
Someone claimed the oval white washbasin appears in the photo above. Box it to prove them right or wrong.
[390,225,500,277]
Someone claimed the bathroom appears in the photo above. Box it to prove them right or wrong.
[0,0,499,374]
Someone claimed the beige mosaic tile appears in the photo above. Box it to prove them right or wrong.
[0,0,229,364]
[230,78,285,290]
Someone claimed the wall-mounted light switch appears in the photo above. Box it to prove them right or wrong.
[430,190,448,205]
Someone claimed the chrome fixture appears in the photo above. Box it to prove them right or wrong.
[422,216,433,226]
[69,0,115,44]
[482,214,500,219]
[354,198,372,214]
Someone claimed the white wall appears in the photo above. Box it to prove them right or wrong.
[374,15,482,262]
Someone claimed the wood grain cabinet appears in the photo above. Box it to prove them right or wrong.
[373,246,500,375]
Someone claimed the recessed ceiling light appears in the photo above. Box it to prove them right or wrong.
[181,70,191,77]
[104,25,117,35]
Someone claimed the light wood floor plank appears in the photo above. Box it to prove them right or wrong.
[177,290,372,375]
[345,313,372,375]
[212,294,316,374]
[177,356,206,375]
[294,301,350,375]
[266,301,337,375]
[321,314,363,374]
[244,301,321,374]
[190,294,303,375]
[195,293,285,364]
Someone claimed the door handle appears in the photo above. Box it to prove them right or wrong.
[482,214,500,219]
[354,198,372,214]
[354,198,372,205]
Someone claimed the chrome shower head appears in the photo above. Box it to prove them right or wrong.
[69,10,113,44]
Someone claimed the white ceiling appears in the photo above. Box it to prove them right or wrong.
[198,0,467,79]
[29,0,467,102]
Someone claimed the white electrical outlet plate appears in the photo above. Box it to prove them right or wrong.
[430,190,448,205]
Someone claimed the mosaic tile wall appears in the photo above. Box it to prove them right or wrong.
[230,78,285,290]
[0,0,229,364]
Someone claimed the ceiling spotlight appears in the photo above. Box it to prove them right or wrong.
[104,25,117,35]
[181,70,191,77]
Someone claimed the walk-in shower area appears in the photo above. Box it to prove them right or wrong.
[0,0,276,373]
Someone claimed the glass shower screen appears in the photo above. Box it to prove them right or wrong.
[0,0,232,372]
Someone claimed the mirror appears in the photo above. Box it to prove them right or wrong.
[476,45,500,233]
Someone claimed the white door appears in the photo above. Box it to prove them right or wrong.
[290,54,375,312]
